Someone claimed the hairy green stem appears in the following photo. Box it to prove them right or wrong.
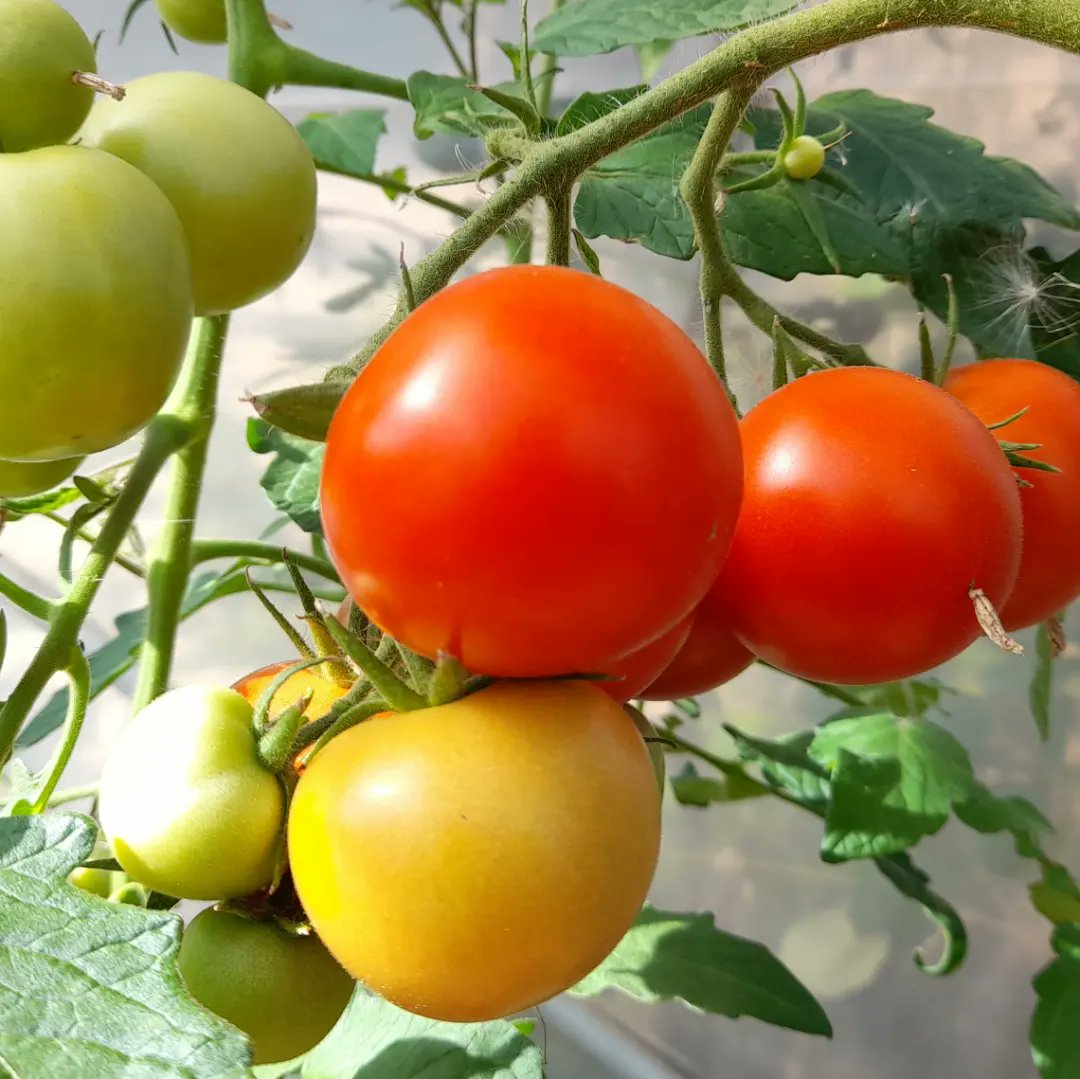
[339,0,1080,380]
[545,188,572,266]
[132,318,230,712]
[315,162,473,217]
[0,571,54,622]
[423,2,471,79]
[464,0,480,81]
[535,0,565,118]
[682,84,761,387]
[225,0,408,100]
[190,540,339,582]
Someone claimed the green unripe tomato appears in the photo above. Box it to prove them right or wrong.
[0,146,193,462]
[154,0,226,43]
[178,908,354,1065]
[67,866,116,899]
[783,135,827,180]
[80,71,318,315]
[0,0,96,152]
[98,686,285,901]
[0,456,82,498]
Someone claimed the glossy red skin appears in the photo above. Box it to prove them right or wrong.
[640,598,753,700]
[947,358,1080,631]
[712,367,1023,685]
[598,615,693,702]
[321,265,743,678]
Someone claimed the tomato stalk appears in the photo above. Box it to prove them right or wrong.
[132,315,231,712]
[224,0,408,102]
[545,187,573,266]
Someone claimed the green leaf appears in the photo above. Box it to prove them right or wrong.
[0,484,83,518]
[809,714,976,861]
[298,110,386,177]
[19,569,249,749]
[727,90,1078,282]
[670,761,767,807]
[574,105,710,259]
[249,381,345,444]
[570,229,602,275]
[556,85,647,136]
[874,852,967,975]
[571,905,831,1037]
[1032,935,1080,1078]
[300,990,543,1077]
[726,726,831,813]
[954,782,1053,841]
[533,0,796,56]
[407,71,521,140]
[1028,246,1080,380]
[247,419,325,535]
[1031,862,1080,926]
[0,813,250,1075]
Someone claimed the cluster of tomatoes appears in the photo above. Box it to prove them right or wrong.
[0,0,316,498]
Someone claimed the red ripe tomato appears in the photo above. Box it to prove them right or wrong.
[946,359,1080,631]
[320,265,742,678]
[712,367,1022,684]
[598,615,693,702]
[640,598,753,700]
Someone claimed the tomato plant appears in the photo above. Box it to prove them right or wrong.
[154,0,226,43]
[177,907,354,1064]
[713,368,1023,684]
[98,686,285,900]
[0,0,96,152]
[0,146,193,461]
[640,598,754,701]
[321,265,743,679]
[3,2,1080,1076]
[288,681,661,1021]
[79,71,318,315]
[946,358,1080,631]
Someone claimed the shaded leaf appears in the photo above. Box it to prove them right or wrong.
[407,71,521,139]
[572,905,831,1037]
[534,0,796,56]
[1032,931,1080,1079]
[1030,623,1053,742]
[556,85,647,135]
[726,726,831,813]
[670,761,766,807]
[247,419,324,535]
[300,989,543,1078]
[0,814,250,1075]
[574,105,709,259]
[249,382,344,444]
[299,110,387,177]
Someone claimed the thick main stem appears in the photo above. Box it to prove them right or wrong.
[338,0,1080,379]
[133,316,230,712]
[545,188,573,266]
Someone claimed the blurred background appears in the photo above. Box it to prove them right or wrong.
[3,2,1079,1075]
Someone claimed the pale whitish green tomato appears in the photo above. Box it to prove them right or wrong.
[154,0,226,44]
[0,456,82,498]
[0,146,193,461]
[783,135,827,180]
[0,0,96,152]
[67,866,115,899]
[79,71,318,315]
[178,908,354,1065]
[98,686,285,901]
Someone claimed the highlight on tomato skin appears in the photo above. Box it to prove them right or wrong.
[640,598,754,701]
[712,366,1023,685]
[946,358,1080,632]
[319,264,744,682]
[287,680,661,1023]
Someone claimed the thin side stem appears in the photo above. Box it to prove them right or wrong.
[190,539,339,582]
[31,648,89,812]
[535,0,565,118]
[423,3,471,79]
[464,0,480,81]
[132,316,231,712]
[43,512,145,577]
[0,572,54,622]
[681,85,761,388]
[665,731,801,806]
[0,417,194,764]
